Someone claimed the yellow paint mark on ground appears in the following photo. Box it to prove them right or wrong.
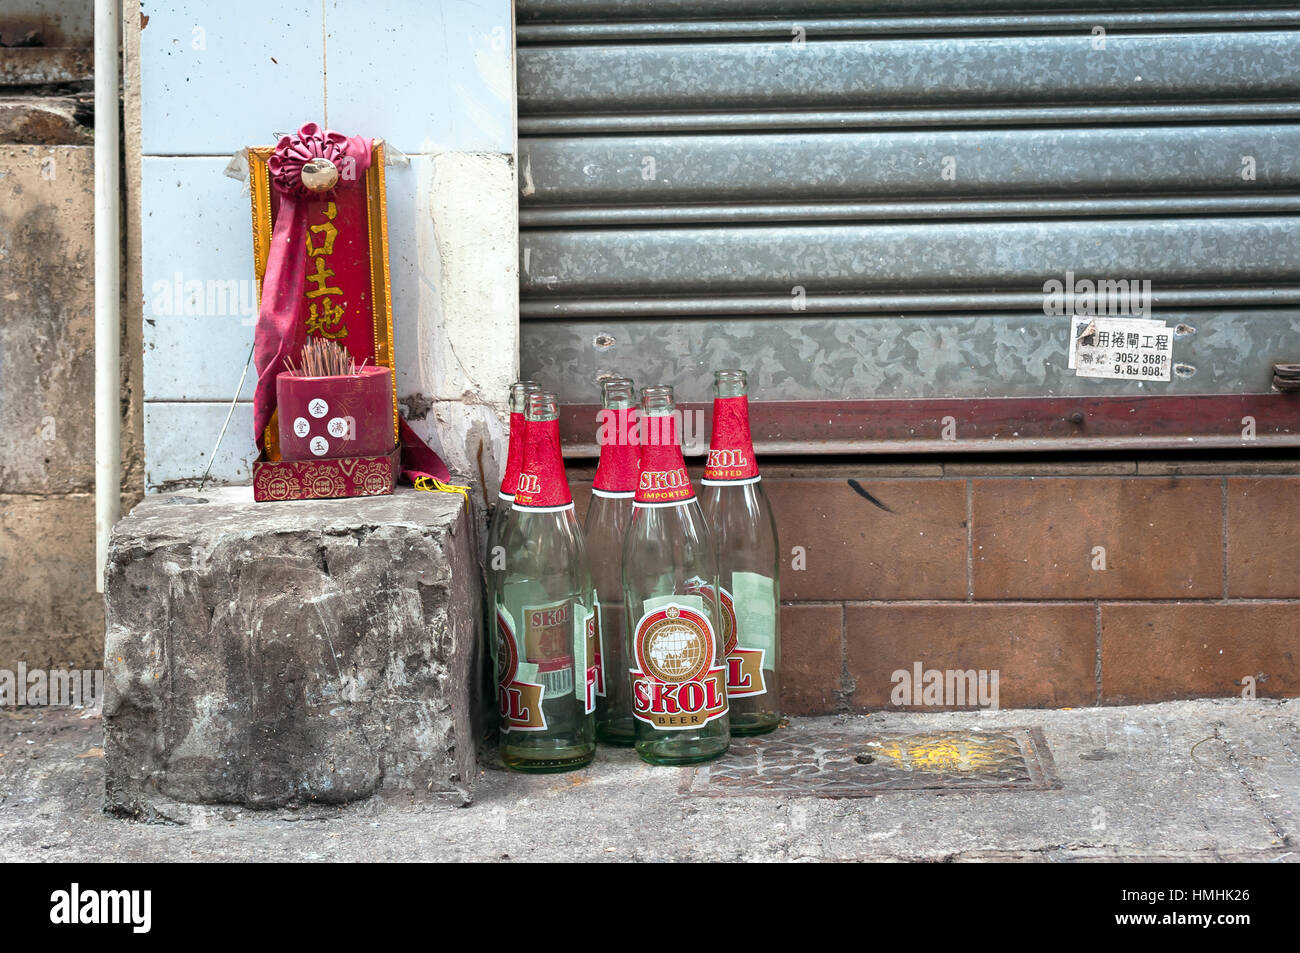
[864,734,1020,774]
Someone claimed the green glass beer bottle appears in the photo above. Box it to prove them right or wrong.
[482,380,539,741]
[699,369,782,736]
[495,390,597,772]
[622,385,730,766]
[585,377,638,746]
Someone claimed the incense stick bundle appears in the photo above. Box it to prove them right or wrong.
[284,337,358,377]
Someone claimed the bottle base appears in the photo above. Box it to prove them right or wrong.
[635,735,730,767]
[729,711,782,737]
[502,749,596,774]
[596,718,638,747]
[501,739,596,774]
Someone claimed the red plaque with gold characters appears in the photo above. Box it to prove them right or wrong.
[247,123,397,462]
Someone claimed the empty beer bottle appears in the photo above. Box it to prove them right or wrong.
[482,380,539,741]
[585,377,638,746]
[623,385,730,766]
[699,369,782,736]
[495,390,597,772]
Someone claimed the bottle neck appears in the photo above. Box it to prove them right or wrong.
[499,410,528,498]
[713,370,748,400]
[703,390,760,485]
[509,382,537,415]
[593,405,640,495]
[525,391,559,423]
[601,377,636,410]
[640,385,675,419]
[633,385,696,506]
[634,410,694,507]
[500,382,539,497]
[514,416,573,510]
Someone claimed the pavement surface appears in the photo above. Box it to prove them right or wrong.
[1,699,1296,862]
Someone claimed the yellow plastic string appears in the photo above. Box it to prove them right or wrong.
[413,476,471,509]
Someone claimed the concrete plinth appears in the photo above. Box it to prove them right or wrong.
[103,487,481,818]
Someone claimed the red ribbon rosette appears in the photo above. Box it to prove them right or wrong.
[266,123,367,200]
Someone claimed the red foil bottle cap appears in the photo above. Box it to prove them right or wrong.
[593,407,640,496]
[635,395,694,506]
[513,395,573,510]
[703,394,760,484]
[499,381,539,499]
[499,411,527,498]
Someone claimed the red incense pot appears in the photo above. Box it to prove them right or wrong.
[275,365,394,461]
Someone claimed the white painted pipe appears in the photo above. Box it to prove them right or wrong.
[94,0,122,594]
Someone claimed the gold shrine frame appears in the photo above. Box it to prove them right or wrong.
[247,139,400,456]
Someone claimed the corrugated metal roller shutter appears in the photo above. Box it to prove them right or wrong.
[516,0,1300,452]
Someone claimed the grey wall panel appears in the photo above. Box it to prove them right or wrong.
[521,311,1300,403]
[518,33,1300,116]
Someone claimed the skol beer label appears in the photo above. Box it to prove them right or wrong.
[702,395,761,484]
[523,599,575,697]
[578,607,599,715]
[497,609,546,732]
[635,413,694,506]
[513,417,574,510]
[629,602,728,729]
[688,582,767,698]
[592,598,607,698]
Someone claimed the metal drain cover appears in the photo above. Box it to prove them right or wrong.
[681,726,1061,797]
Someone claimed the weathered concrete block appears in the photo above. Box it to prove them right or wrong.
[103,487,481,816]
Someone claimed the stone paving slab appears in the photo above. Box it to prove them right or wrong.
[0,700,1295,862]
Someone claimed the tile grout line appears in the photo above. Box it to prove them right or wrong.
[837,602,851,713]
[1094,602,1104,707]
[1217,723,1293,845]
